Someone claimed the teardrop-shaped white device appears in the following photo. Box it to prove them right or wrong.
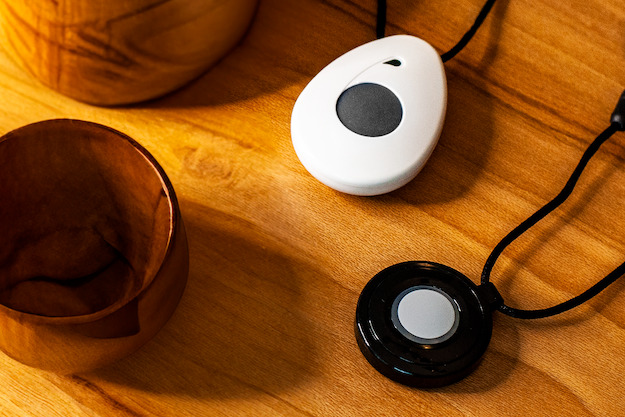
[291,35,447,196]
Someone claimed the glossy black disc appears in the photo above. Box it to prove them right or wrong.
[355,261,499,388]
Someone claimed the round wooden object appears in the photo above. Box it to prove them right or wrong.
[0,0,258,105]
[0,119,189,374]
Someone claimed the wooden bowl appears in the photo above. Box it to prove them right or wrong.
[0,119,189,374]
[0,0,258,105]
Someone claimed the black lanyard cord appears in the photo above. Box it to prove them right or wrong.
[482,93,625,319]
[375,0,497,63]
[373,2,625,319]
[440,0,497,62]
[376,0,387,39]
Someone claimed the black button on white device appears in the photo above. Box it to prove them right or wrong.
[355,261,499,388]
[336,82,403,137]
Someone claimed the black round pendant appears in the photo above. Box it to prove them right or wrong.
[355,261,500,388]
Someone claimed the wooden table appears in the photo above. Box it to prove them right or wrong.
[1,0,625,415]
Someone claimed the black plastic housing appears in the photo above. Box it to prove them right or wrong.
[355,261,497,388]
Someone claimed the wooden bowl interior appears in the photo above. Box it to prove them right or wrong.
[0,121,172,317]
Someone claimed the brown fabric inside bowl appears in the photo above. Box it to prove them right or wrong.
[0,120,172,317]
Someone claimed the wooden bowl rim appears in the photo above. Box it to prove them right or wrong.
[0,119,181,325]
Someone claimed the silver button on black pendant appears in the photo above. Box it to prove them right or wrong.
[355,261,501,387]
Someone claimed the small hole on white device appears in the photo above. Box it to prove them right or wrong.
[384,59,402,66]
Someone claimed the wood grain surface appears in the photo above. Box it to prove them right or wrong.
[1,0,624,415]
[0,0,258,105]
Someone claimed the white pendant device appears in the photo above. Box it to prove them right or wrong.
[291,35,447,196]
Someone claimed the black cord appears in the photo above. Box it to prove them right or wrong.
[376,0,386,39]
[481,91,625,319]
[374,0,497,61]
[441,0,497,62]
[374,2,625,319]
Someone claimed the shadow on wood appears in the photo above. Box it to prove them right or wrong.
[86,200,322,399]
